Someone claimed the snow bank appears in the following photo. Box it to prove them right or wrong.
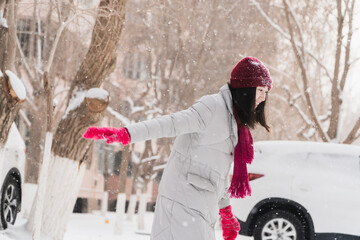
[0,11,8,28]
[86,88,109,100]
[5,70,26,100]
[0,211,245,240]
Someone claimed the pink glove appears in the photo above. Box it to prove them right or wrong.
[219,205,240,240]
[83,127,131,145]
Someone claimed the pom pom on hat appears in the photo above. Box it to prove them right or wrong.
[230,57,272,90]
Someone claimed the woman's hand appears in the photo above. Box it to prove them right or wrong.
[219,205,240,240]
[83,127,131,145]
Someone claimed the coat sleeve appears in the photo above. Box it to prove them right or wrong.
[125,95,216,143]
[218,176,231,209]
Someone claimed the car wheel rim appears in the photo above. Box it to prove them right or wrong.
[261,218,297,240]
[3,184,17,224]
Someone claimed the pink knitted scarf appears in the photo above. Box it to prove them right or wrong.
[228,123,254,199]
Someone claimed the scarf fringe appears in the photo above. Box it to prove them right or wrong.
[229,124,254,199]
[228,181,252,199]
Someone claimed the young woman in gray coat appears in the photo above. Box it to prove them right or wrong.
[83,56,272,240]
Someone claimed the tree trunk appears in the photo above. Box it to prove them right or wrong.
[26,0,127,238]
[3,0,17,72]
[25,100,46,183]
[118,145,131,193]
[0,1,22,148]
[0,26,8,70]
[137,193,147,230]
[0,73,23,147]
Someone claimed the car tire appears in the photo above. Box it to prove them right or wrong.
[0,175,21,229]
[253,210,306,240]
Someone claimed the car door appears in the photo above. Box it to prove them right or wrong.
[292,152,360,235]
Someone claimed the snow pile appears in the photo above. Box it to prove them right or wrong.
[0,70,3,78]
[0,11,8,28]
[86,88,109,100]
[5,70,26,100]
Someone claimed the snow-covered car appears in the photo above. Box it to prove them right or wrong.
[0,123,26,229]
[230,140,360,240]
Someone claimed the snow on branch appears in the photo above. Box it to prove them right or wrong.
[318,111,331,122]
[126,97,145,114]
[20,109,31,127]
[273,91,311,126]
[63,90,86,119]
[131,151,140,164]
[292,103,311,125]
[303,127,316,140]
[141,155,160,163]
[107,106,131,125]
[86,88,109,100]
[5,70,26,101]
[153,163,166,171]
[0,11,8,28]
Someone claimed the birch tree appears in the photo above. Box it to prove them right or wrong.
[26,0,127,239]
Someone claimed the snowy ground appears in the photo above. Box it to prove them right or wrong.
[0,211,253,240]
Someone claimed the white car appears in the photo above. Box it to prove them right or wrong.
[230,140,360,240]
[0,123,26,229]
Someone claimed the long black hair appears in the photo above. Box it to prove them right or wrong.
[228,83,270,132]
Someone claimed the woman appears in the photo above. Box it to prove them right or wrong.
[83,56,272,240]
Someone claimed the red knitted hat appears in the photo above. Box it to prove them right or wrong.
[230,57,272,90]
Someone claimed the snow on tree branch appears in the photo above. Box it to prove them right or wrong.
[106,106,131,125]
[19,109,31,127]
[86,88,109,100]
[63,90,86,119]
[0,11,8,28]
[5,70,26,101]
[126,97,145,114]
[153,163,166,172]
[141,155,160,163]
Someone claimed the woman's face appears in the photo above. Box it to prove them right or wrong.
[255,86,269,108]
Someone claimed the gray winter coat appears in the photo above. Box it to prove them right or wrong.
[126,84,238,239]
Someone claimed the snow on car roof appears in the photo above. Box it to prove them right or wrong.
[254,140,360,156]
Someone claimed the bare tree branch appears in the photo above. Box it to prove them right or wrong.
[339,0,355,91]
[327,0,344,140]
[44,13,78,73]
[249,0,333,82]
[343,117,360,144]
[54,0,63,23]
[285,0,305,58]
[283,0,330,142]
